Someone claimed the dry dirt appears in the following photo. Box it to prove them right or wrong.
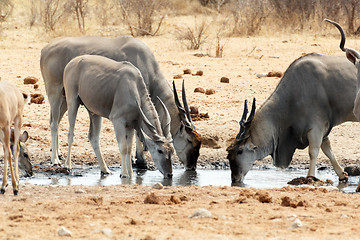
[1,10,360,240]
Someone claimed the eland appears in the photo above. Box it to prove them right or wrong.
[227,53,357,184]
[0,81,31,195]
[326,19,360,192]
[63,55,174,178]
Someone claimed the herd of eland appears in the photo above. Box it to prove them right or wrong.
[1,19,360,195]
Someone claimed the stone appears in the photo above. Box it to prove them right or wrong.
[220,77,229,83]
[58,226,72,237]
[75,188,87,194]
[188,208,212,218]
[23,76,39,84]
[152,183,163,190]
[290,218,303,229]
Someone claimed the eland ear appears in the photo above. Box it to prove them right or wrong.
[346,49,360,65]
[20,131,29,143]
[248,141,257,150]
[138,128,150,150]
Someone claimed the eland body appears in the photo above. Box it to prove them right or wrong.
[326,19,360,192]
[227,53,357,183]
[63,55,174,178]
[0,81,31,195]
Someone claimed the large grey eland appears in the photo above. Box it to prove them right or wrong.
[63,55,174,178]
[40,36,201,172]
[326,18,360,192]
[0,81,31,195]
[227,53,357,184]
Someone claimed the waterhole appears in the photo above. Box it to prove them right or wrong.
[20,166,359,193]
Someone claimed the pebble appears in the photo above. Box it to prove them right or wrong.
[152,183,163,190]
[286,214,297,220]
[256,73,268,78]
[290,218,303,229]
[101,228,113,237]
[75,188,87,194]
[319,186,339,192]
[58,226,72,237]
[188,208,212,219]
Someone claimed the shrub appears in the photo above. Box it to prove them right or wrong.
[176,19,208,50]
[118,0,166,36]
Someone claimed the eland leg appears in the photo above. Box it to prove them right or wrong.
[3,128,17,195]
[13,117,22,187]
[49,95,67,165]
[307,128,323,177]
[64,100,79,170]
[88,113,110,175]
[321,137,348,182]
[113,121,134,178]
[0,128,8,194]
[135,136,147,169]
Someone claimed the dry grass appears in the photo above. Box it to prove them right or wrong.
[4,0,360,39]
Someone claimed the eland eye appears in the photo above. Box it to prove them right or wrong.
[158,149,163,154]
[237,150,243,155]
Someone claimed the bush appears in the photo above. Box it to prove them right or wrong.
[176,19,208,50]
[41,0,72,32]
[0,0,13,23]
[118,0,167,36]
[230,0,269,35]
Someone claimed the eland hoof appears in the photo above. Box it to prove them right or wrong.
[101,171,111,176]
[339,172,349,183]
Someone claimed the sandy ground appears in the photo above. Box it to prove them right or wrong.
[1,10,360,239]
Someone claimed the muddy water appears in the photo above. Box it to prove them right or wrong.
[21,166,359,193]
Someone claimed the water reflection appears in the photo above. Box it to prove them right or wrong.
[177,170,198,186]
[22,166,359,193]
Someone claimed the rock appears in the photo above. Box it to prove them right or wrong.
[75,188,87,194]
[34,84,39,89]
[201,135,221,149]
[205,89,215,95]
[58,226,72,237]
[287,176,333,186]
[191,113,209,121]
[183,69,192,74]
[144,192,161,204]
[192,70,203,76]
[101,228,113,236]
[170,195,181,204]
[188,208,212,219]
[256,73,268,78]
[190,106,199,114]
[290,218,303,229]
[152,183,163,190]
[30,93,45,104]
[173,74,182,79]
[194,87,205,93]
[267,71,283,78]
[23,76,39,84]
[344,165,360,176]
[220,77,229,83]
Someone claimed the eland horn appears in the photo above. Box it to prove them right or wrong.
[236,100,248,140]
[182,80,196,129]
[157,96,172,139]
[325,19,346,52]
[137,100,157,135]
